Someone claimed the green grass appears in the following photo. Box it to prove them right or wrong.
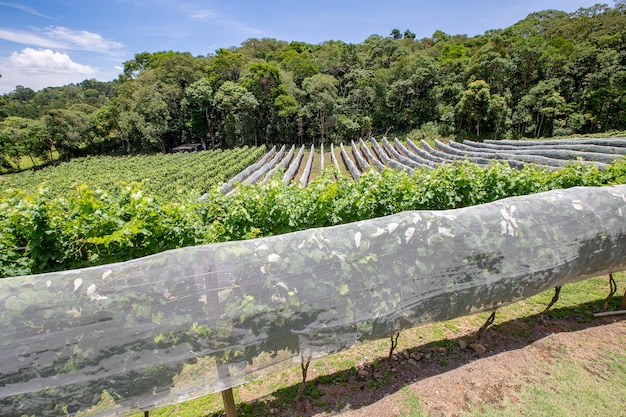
[0,150,59,173]
[399,387,428,417]
[394,340,625,415]
[459,349,626,417]
[392,274,626,417]
[124,390,229,417]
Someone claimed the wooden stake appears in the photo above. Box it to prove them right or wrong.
[203,250,238,417]
[221,388,237,417]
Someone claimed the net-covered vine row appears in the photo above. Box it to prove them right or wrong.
[1,184,625,416]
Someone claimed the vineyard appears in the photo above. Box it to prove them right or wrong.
[218,137,626,193]
[1,137,626,416]
[1,137,626,278]
[0,146,266,202]
[3,137,625,203]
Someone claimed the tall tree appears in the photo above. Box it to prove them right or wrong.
[214,81,259,146]
[403,29,416,40]
[279,48,319,86]
[117,70,173,153]
[456,80,510,137]
[240,63,286,145]
[363,35,406,69]
[466,42,515,95]
[120,51,207,149]
[208,48,244,83]
[513,79,567,137]
[385,55,440,130]
[300,74,339,143]
[41,109,90,162]
[0,116,45,169]
[184,79,217,149]
[273,92,299,143]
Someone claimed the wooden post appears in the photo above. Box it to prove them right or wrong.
[216,362,237,417]
[221,388,237,417]
[295,355,312,404]
[203,248,238,417]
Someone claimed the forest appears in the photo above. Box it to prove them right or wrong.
[0,3,625,170]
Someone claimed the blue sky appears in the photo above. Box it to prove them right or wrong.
[0,0,603,94]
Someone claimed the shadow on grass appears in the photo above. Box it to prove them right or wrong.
[204,295,625,417]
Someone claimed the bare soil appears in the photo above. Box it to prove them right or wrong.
[233,312,626,417]
[340,318,626,417]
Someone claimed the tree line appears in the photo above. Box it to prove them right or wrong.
[1,3,625,170]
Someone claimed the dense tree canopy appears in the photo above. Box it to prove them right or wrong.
[1,3,625,169]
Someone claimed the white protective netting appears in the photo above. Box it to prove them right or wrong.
[1,185,626,416]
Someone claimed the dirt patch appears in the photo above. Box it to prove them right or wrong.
[331,317,626,417]
[294,148,313,185]
[232,312,625,417]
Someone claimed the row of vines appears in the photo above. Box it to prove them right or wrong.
[2,149,626,278]
[0,146,266,202]
[219,137,626,192]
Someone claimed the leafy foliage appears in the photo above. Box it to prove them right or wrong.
[0,146,266,202]
[2,4,626,169]
[2,156,625,278]
[2,179,625,416]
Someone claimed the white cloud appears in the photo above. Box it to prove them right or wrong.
[0,26,123,54]
[0,2,51,18]
[222,19,264,37]
[42,26,124,53]
[0,28,64,49]
[0,54,120,93]
[9,48,95,74]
